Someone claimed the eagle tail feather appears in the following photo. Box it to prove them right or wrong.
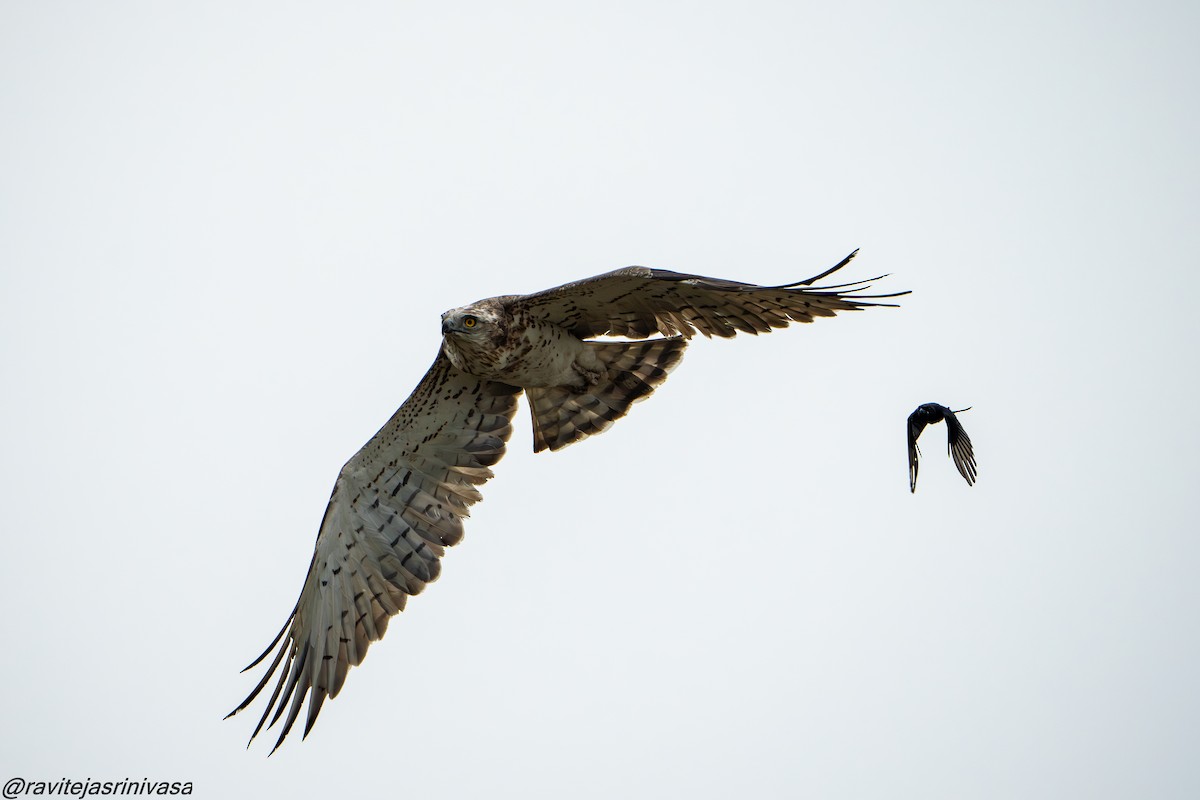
[528,337,687,452]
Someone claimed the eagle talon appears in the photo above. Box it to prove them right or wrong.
[578,366,602,386]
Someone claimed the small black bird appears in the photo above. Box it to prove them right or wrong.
[907,403,976,493]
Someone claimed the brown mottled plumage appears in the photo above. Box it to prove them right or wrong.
[228,250,907,752]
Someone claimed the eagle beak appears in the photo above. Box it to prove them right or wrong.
[441,319,453,335]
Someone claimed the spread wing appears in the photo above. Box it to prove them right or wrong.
[943,410,977,487]
[907,409,931,493]
[510,250,908,340]
[227,352,521,753]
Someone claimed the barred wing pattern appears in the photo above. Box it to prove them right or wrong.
[227,353,521,753]
[512,250,908,340]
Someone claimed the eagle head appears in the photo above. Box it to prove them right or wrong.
[439,301,508,373]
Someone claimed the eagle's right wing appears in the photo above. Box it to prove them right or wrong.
[227,351,521,753]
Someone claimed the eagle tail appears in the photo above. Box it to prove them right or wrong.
[527,337,687,452]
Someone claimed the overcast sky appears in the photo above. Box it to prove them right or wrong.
[2,1,1198,798]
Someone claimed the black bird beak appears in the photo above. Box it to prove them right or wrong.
[441,319,453,335]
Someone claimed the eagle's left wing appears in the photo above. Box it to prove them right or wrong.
[227,352,521,752]
[510,250,908,340]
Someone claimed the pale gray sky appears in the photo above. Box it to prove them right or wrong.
[2,1,1197,798]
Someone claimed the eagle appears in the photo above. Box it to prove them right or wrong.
[227,250,907,752]
[906,403,977,492]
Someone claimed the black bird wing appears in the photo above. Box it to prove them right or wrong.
[906,407,933,493]
[943,409,977,487]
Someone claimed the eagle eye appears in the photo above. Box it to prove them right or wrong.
[462,315,478,329]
